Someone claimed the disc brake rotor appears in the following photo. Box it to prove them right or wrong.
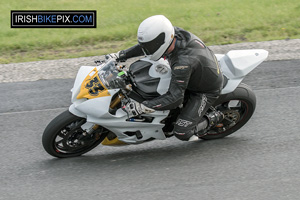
[223,109,241,127]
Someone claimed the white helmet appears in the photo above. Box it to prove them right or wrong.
[137,15,175,61]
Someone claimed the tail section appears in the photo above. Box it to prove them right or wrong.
[218,49,268,94]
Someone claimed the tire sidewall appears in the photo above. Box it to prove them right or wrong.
[42,110,105,158]
[200,83,256,140]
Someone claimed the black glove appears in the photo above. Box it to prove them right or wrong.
[105,50,127,62]
[118,50,127,62]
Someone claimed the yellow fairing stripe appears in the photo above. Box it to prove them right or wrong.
[77,68,110,99]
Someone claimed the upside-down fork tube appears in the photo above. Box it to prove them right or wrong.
[101,93,128,146]
[109,93,124,109]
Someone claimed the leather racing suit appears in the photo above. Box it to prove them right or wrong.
[120,27,224,140]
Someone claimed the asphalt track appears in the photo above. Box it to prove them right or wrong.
[1,59,300,200]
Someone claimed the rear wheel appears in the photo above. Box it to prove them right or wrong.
[199,83,256,140]
[42,110,108,158]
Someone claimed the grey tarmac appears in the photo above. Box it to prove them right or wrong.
[0,39,300,200]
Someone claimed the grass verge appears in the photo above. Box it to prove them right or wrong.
[1,0,300,64]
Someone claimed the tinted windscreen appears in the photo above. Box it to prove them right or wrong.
[98,60,125,89]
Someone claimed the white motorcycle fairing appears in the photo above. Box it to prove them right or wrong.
[216,49,268,94]
[69,59,171,144]
[69,49,268,144]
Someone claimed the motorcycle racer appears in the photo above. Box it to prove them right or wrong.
[108,15,224,141]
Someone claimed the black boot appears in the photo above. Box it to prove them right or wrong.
[193,118,208,138]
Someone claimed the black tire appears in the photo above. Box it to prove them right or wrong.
[42,110,108,158]
[199,83,256,140]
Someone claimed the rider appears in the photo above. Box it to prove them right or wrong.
[108,15,224,141]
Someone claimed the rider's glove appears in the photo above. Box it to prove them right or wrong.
[105,50,127,62]
[123,100,155,117]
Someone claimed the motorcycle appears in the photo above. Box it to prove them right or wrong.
[42,49,268,158]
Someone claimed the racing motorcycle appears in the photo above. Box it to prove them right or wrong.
[42,49,268,158]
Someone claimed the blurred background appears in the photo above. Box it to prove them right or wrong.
[1,0,300,64]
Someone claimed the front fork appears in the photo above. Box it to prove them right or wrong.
[110,93,124,110]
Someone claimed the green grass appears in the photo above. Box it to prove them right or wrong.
[1,0,300,64]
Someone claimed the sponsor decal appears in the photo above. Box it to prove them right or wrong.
[174,66,189,70]
[155,65,169,74]
[198,95,207,116]
[176,119,193,127]
[11,10,96,28]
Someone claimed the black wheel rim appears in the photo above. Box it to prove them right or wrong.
[54,119,104,154]
[206,99,249,135]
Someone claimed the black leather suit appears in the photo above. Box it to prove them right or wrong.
[121,27,223,140]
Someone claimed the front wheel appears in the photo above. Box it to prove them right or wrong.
[199,83,256,140]
[42,110,108,158]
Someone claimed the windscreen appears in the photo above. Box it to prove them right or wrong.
[98,59,125,89]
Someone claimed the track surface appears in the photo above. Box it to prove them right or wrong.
[1,60,300,200]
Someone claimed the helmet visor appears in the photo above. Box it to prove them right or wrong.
[139,33,165,55]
